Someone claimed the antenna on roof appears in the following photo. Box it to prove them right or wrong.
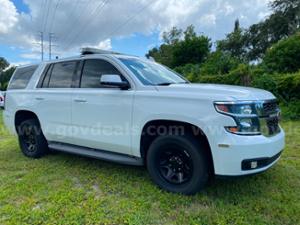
[80,47,121,55]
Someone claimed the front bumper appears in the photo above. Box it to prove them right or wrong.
[212,127,285,176]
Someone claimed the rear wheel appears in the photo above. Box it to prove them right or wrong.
[146,134,209,195]
[17,119,49,158]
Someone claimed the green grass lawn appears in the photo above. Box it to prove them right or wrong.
[0,111,299,225]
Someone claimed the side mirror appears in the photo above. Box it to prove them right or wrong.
[100,74,130,90]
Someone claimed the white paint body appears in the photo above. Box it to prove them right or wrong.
[3,54,285,176]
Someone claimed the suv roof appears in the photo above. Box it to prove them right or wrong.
[16,48,140,69]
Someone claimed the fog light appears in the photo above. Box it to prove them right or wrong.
[251,161,258,169]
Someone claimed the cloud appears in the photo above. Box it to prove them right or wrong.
[19,53,41,60]
[0,0,18,34]
[199,14,217,26]
[10,61,32,67]
[0,0,271,60]
[90,39,112,50]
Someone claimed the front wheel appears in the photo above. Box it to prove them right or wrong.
[17,119,49,158]
[146,135,209,195]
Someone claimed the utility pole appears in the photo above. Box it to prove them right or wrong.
[49,32,55,60]
[39,32,44,61]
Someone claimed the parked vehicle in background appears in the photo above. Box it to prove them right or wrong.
[2,48,285,195]
[0,91,4,109]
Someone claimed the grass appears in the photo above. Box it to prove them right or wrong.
[0,111,299,225]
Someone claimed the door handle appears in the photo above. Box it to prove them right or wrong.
[35,97,44,101]
[74,98,87,103]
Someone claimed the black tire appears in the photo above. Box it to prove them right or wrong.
[146,134,209,195]
[17,119,49,158]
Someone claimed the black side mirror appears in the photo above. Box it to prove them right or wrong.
[100,74,130,90]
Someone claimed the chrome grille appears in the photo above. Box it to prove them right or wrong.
[266,116,280,135]
[260,100,280,136]
[263,101,278,115]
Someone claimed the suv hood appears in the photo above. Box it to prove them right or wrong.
[156,83,275,101]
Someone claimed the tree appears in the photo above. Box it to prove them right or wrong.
[217,19,248,62]
[245,0,300,60]
[146,27,183,67]
[146,45,175,68]
[271,0,300,34]
[0,66,15,91]
[0,57,9,71]
[183,25,197,40]
[147,25,211,68]
[172,34,211,67]
[263,33,300,73]
[162,27,183,45]
[0,57,10,90]
[199,50,240,75]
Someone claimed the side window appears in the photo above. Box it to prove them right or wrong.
[37,64,52,88]
[80,59,125,88]
[48,61,77,88]
[8,65,38,90]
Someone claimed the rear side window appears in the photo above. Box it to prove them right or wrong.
[48,61,77,88]
[8,65,38,90]
[80,59,123,88]
[37,64,52,88]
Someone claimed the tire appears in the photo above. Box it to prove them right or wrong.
[146,134,209,195]
[17,119,49,158]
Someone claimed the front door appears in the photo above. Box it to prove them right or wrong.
[71,59,134,155]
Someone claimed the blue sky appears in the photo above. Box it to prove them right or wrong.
[2,0,162,64]
[0,0,270,66]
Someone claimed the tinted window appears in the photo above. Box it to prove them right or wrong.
[8,65,38,90]
[80,59,123,88]
[37,64,52,88]
[48,61,77,88]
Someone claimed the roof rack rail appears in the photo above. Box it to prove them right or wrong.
[81,47,121,55]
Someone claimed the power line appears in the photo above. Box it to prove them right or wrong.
[59,0,94,45]
[39,0,48,31]
[103,1,156,40]
[63,0,110,51]
[42,0,51,33]
[48,0,62,33]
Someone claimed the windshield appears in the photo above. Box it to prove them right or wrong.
[118,57,188,86]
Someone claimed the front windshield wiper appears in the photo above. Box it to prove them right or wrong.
[156,82,174,86]
[156,81,189,86]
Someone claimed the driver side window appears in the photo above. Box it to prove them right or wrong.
[80,59,126,88]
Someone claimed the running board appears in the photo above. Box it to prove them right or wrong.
[48,142,144,166]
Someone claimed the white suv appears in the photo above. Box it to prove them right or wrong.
[3,48,285,194]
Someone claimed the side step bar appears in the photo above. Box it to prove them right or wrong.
[48,142,144,166]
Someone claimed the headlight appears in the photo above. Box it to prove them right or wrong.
[214,101,260,135]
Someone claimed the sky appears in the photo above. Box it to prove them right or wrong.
[0,0,272,66]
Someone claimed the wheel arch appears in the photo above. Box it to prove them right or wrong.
[140,119,214,174]
[15,110,40,129]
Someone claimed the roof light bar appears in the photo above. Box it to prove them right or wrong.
[80,47,121,55]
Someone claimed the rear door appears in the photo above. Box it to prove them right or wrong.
[34,60,79,143]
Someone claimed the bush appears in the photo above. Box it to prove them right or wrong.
[174,64,201,82]
[187,69,300,102]
[263,33,300,73]
[280,100,300,120]
[251,73,279,96]
[199,51,240,76]
[275,73,300,101]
